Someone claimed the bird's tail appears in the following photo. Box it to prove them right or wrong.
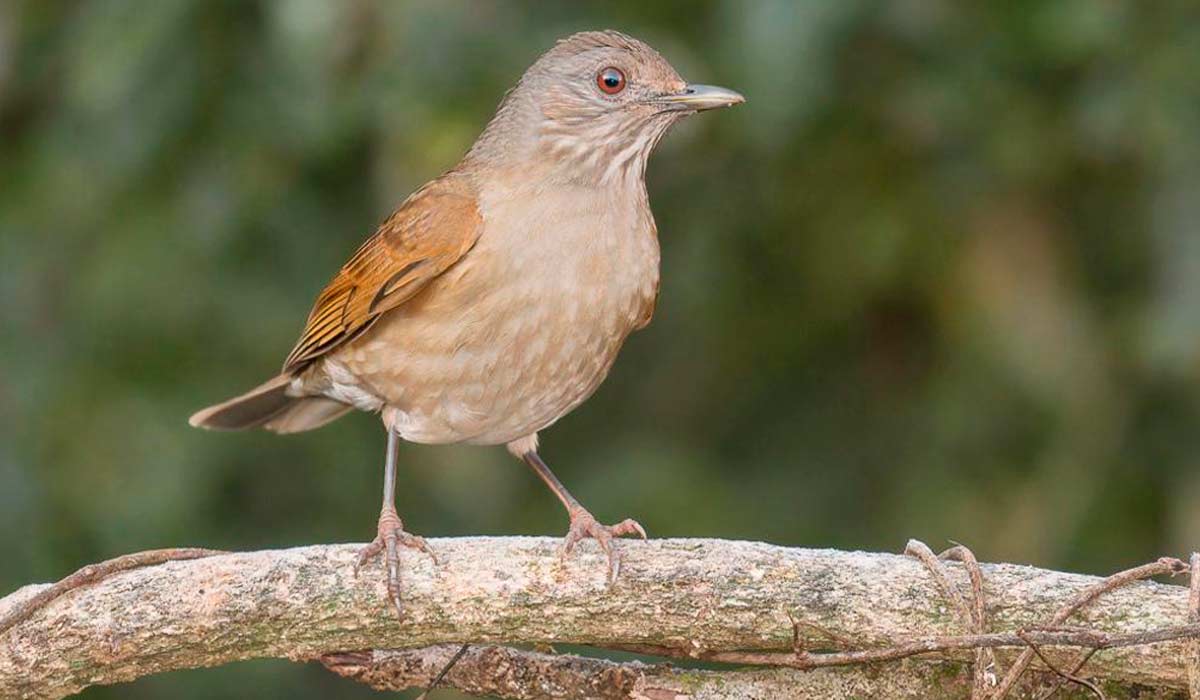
[189,375,352,434]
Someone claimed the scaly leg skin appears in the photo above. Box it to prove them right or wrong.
[520,448,646,584]
[354,428,437,616]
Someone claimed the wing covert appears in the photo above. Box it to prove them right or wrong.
[282,173,483,372]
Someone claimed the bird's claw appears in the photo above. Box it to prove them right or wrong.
[559,507,647,585]
[354,507,436,616]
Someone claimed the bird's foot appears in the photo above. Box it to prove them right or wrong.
[354,506,437,616]
[559,506,646,585]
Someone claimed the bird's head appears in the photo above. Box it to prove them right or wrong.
[468,30,744,185]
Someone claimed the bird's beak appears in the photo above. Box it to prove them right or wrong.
[655,84,745,111]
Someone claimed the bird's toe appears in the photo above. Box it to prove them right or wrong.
[558,508,647,584]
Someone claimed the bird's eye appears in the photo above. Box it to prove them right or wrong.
[596,67,626,95]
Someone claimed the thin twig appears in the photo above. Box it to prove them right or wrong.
[1017,631,1105,699]
[991,556,1188,699]
[940,544,987,636]
[1189,552,1200,699]
[787,611,852,651]
[940,542,997,698]
[414,643,470,700]
[906,540,975,626]
[0,547,227,636]
[1035,648,1099,700]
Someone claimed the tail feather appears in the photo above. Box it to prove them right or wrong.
[263,397,354,434]
[190,375,352,433]
[189,375,295,430]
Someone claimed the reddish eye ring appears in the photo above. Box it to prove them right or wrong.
[596,67,626,95]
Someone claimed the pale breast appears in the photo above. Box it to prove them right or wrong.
[311,178,660,445]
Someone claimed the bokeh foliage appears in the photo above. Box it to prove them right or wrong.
[3,1,1200,697]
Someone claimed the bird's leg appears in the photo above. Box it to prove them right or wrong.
[519,449,646,583]
[354,427,436,615]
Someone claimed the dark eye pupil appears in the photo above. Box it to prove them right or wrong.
[597,67,625,94]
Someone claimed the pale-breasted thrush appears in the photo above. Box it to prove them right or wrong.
[191,30,744,614]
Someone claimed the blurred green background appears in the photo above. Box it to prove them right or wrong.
[3,0,1200,697]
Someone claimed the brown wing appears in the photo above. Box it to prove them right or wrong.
[282,172,483,373]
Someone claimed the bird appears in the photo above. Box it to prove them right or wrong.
[190,30,743,614]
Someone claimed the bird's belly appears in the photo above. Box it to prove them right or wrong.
[324,276,634,445]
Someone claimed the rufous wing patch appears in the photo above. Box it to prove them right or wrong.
[282,172,484,373]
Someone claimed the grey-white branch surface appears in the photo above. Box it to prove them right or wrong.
[0,537,1193,699]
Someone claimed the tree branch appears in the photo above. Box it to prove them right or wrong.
[321,644,1181,699]
[0,548,226,636]
[0,537,1195,699]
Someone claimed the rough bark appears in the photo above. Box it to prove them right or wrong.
[323,644,1183,699]
[0,537,1193,699]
